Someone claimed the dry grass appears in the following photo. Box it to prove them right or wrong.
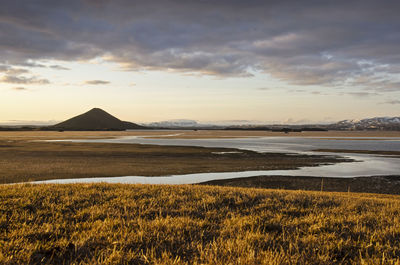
[1,184,400,264]
[0,140,347,184]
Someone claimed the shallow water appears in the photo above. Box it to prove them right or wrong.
[33,135,400,184]
[51,136,400,153]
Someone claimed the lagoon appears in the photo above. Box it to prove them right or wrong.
[36,135,400,184]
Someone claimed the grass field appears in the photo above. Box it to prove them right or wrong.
[1,184,400,264]
[0,139,347,184]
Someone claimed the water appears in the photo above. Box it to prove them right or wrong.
[34,135,400,184]
[50,136,400,153]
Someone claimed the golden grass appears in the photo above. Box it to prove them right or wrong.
[1,184,400,264]
[0,140,347,184]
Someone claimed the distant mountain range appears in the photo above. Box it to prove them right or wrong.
[49,108,146,131]
[146,119,199,128]
[146,116,400,130]
[0,109,399,131]
[327,117,400,130]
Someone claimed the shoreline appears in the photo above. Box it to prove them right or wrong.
[200,175,400,195]
[5,174,400,196]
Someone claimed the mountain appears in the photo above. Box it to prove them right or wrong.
[147,119,199,128]
[49,108,146,131]
[328,116,400,130]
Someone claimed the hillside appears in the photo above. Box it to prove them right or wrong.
[1,184,400,264]
[49,108,145,131]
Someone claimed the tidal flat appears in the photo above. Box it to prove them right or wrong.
[0,138,346,184]
[202,175,400,195]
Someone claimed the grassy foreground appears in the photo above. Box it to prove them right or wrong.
[1,184,400,264]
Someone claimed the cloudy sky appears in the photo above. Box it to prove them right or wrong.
[1,0,399,124]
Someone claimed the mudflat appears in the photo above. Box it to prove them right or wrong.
[0,139,347,184]
[313,149,400,157]
[202,175,400,195]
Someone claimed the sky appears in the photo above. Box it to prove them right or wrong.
[0,0,399,125]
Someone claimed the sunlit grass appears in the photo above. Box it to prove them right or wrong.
[1,184,400,264]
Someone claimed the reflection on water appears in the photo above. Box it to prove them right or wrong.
[36,136,400,184]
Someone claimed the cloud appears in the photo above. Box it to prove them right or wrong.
[16,61,47,68]
[290,89,306,93]
[0,65,29,74]
[12,86,27,91]
[344,92,380,98]
[5,68,29,75]
[381,100,400,105]
[0,0,399,91]
[0,65,10,72]
[84,80,110,85]
[49,65,70,70]
[1,74,50,84]
[257,87,273,91]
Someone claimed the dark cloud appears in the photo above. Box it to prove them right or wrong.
[0,0,399,91]
[0,65,10,72]
[85,80,110,85]
[1,74,50,84]
[49,65,70,70]
[16,61,47,68]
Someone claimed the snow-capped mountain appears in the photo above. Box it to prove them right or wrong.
[146,119,199,128]
[329,116,400,130]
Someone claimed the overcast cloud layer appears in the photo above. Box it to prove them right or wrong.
[1,0,399,92]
